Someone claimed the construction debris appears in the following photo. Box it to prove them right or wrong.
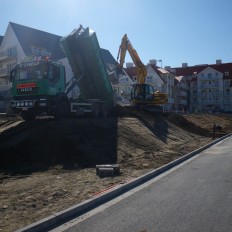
[96,164,121,177]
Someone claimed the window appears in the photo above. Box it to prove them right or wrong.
[214,90,219,96]
[15,61,48,80]
[146,76,152,83]
[224,97,229,104]
[225,72,229,76]
[208,73,212,79]
[224,89,230,96]
[49,64,60,82]
[33,47,43,56]
[224,80,230,87]
[7,47,17,57]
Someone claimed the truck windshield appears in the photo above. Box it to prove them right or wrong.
[14,61,48,81]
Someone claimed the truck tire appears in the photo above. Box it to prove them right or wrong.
[55,101,70,119]
[6,103,13,115]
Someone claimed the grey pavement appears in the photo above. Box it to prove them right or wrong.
[53,136,232,232]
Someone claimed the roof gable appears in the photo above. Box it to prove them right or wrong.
[175,76,188,88]
[101,48,116,65]
[9,22,65,60]
[197,66,221,76]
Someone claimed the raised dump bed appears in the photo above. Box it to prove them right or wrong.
[60,26,115,112]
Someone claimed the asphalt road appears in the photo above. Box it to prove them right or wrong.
[52,136,232,232]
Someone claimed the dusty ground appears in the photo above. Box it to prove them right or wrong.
[0,109,232,232]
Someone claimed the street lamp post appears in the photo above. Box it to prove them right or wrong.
[158,59,162,68]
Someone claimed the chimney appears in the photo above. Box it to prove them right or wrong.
[164,66,171,71]
[149,59,157,66]
[182,63,188,68]
[216,59,222,65]
[126,62,134,68]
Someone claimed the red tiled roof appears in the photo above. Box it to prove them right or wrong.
[173,63,232,79]
[125,66,137,79]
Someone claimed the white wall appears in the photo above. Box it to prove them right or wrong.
[0,24,25,65]
[146,65,164,91]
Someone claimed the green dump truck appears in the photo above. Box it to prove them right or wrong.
[10,25,115,120]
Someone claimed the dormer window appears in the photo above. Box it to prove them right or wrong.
[31,46,51,58]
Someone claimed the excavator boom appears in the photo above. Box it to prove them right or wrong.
[117,34,168,107]
[117,34,147,84]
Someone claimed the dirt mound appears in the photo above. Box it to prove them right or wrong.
[0,111,215,172]
[0,111,232,231]
[167,113,210,136]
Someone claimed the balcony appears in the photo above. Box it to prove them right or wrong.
[180,91,187,97]
[168,98,174,104]
[200,100,217,105]
[180,99,187,105]
[0,48,17,62]
[0,85,10,92]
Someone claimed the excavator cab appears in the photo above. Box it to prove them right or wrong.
[131,84,155,103]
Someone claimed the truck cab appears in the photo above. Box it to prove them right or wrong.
[10,59,68,120]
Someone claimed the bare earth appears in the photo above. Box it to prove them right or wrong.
[1,109,232,232]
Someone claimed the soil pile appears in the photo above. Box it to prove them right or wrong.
[0,111,231,231]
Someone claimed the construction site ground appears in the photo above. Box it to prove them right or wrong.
[1,108,232,232]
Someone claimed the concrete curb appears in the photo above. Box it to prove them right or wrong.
[16,133,232,232]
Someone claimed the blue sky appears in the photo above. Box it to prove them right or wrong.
[1,0,232,68]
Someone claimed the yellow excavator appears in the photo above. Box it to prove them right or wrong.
[117,34,168,107]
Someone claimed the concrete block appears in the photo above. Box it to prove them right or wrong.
[96,164,120,176]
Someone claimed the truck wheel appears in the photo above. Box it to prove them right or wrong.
[55,101,70,119]
[6,103,13,115]
[21,111,36,121]
[93,102,100,118]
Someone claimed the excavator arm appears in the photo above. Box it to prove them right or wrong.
[117,34,147,84]
[116,34,168,107]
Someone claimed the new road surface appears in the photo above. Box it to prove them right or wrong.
[51,136,232,232]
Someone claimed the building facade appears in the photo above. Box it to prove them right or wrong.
[173,61,232,113]
[173,76,189,112]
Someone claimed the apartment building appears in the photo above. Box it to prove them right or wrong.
[173,61,232,113]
